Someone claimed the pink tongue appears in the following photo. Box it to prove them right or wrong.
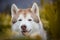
[22,31,29,36]
[22,29,27,34]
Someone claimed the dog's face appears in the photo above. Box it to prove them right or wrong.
[11,3,40,37]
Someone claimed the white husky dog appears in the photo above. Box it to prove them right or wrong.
[11,3,47,40]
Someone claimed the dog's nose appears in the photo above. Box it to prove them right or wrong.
[21,25,26,30]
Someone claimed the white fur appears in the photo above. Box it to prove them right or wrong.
[11,3,47,40]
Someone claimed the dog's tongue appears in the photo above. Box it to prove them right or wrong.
[22,30,29,36]
[22,32,29,37]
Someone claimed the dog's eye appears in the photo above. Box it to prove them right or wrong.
[28,19,32,21]
[19,19,22,21]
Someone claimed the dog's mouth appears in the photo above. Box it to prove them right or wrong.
[21,29,31,33]
[21,30,27,33]
[21,29,31,35]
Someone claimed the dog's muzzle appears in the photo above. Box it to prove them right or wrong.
[21,25,31,35]
[21,25,27,33]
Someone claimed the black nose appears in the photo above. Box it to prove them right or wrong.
[21,25,26,30]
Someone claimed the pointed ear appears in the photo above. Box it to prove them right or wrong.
[31,3,39,17]
[11,4,18,18]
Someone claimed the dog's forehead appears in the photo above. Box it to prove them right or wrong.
[17,8,32,17]
[18,13,32,19]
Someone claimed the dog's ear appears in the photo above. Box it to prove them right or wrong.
[11,4,18,18]
[11,4,19,24]
[31,3,39,17]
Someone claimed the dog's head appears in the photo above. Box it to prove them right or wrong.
[11,3,40,36]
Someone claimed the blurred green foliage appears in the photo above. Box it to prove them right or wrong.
[40,3,57,40]
[40,1,60,40]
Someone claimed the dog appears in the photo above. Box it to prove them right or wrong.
[11,2,47,40]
